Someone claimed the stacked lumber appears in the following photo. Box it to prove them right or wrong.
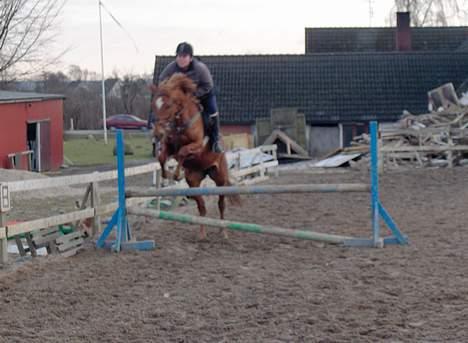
[352,104,468,169]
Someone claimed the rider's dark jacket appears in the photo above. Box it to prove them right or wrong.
[158,58,213,99]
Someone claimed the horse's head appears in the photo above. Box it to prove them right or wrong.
[150,73,198,139]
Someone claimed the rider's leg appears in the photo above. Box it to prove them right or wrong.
[200,91,223,153]
[209,114,222,153]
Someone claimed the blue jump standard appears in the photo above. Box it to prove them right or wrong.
[98,121,407,250]
[96,130,156,252]
[344,121,408,247]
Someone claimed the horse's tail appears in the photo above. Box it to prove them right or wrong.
[225,179,242,206]
[219,153,242,206]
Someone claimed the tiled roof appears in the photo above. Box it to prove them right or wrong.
[154,52,468,124]
[305,27,468,53]
[456,38,468,52]
[0,90,64,104]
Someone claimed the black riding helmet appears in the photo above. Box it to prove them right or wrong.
[176,42,193,56]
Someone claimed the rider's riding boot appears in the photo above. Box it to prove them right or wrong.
[209,113,223,153]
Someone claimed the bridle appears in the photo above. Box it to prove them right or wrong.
[173,110,201,134]
[156,92,202,135]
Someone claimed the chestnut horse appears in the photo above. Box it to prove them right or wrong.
[151,73,240,240]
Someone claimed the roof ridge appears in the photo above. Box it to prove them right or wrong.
[155,51,468,58]
[305,26,468,30]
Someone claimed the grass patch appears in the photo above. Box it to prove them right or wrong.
[64,133,153,166]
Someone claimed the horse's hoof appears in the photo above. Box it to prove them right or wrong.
[198,231,208,242]
[217,228,229,240]
[198,236,209,242]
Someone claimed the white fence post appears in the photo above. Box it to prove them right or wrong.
[0,183,11,264]
[91,182,101,237]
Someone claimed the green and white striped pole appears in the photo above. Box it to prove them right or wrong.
[128,207,352,244]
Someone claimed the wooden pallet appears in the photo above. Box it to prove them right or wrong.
[55,231,84,258]
[15,227,61,257]
[14,227,85,258]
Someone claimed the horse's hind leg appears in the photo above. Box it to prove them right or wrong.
[185,170,208,240]
[217,195,228,239]
[209,166,229,239]
[193,195,208,240]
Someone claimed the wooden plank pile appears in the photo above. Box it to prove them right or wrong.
[351,104,468,169]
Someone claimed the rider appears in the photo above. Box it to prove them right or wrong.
[157,42,223,153]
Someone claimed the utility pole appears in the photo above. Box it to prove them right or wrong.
[99,0,108,144]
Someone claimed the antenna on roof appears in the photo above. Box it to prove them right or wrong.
[368,0,374,26]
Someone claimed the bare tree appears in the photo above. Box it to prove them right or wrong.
[18,67,152,130]
[0,0,66,78]
[389,0,468,26]
[68,64,83,81]
[120,74,150,116]
[39,70,68,93]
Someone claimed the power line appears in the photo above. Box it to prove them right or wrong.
[99,1,140,53]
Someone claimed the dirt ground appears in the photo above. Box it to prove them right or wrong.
[1,166,467,342]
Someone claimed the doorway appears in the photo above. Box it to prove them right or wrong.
[27,120,51,172]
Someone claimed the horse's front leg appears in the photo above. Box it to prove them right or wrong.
[173,156,185,181]
[158,145,169,179]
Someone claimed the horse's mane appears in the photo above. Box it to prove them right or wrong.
[160,73,197,97]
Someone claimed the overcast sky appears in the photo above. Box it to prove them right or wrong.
[55,0,396,76]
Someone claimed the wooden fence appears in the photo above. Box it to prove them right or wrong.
[0,163,159,264]
[0,145,279,264]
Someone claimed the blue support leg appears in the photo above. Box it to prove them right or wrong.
[378,202,408,244]
[370,121,382,247]
[96,130,156,252]
[96,208,119,248]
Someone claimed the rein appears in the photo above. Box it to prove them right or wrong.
[173,110,201,134]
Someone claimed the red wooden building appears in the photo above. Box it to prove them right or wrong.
[0,91,65,171]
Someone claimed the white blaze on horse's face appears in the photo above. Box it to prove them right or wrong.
[155,97,164,110]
